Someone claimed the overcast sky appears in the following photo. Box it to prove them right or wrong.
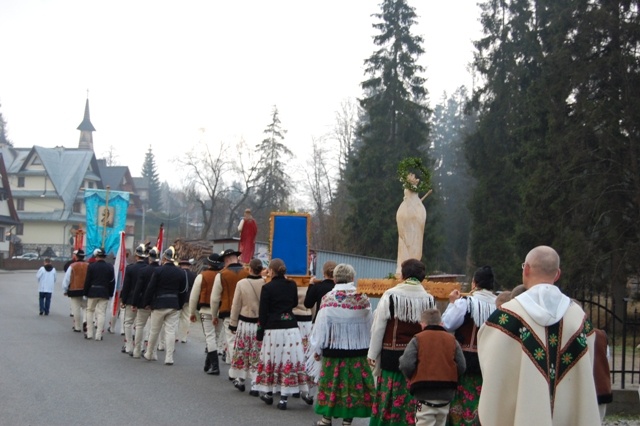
[0,0,482,182]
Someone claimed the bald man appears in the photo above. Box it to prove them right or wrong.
[477,246,600,426]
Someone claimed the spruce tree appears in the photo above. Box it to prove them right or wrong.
[141,147,163,212]
[0,102,12,147]
[344,0,433,261]
[253,106,293,235]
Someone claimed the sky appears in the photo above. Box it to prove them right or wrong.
[0,0,482,184]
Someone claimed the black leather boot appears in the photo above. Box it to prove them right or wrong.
[204,350,211,373]
[207,351,220,375]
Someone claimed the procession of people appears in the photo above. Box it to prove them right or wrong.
[47,241,607,426]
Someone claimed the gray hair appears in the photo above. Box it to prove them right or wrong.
[333,263,356,284]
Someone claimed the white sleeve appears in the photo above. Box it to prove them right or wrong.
[442,298,468,331]
[210,273,223,318]
[189,275,203,316]
[62,268,72,292]
[237,219,244,232]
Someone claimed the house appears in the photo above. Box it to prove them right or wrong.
[0,153,21,258]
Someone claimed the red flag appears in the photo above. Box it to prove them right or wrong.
[156,223,164,255]
[110,231,127,317]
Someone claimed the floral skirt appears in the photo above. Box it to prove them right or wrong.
[315,355,374,419]
[229,321,261,380]
[298,320,312,353]
[254,327,309,395]
[447,372,482,426]
[370,369,417,426]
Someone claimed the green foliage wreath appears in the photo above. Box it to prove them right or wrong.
[397,157,431,193]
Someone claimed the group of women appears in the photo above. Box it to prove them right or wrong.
[228,255,497,426]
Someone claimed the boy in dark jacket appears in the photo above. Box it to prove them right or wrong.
[399,308,466,426]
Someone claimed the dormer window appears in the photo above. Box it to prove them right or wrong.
[17,177,25,187]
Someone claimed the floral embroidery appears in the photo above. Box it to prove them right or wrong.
[548,334,558,347]
[533,348,545,361]
[561,353,573,365]
[549,363,556,380]
[498,313,509,325]
[519,327,531,341]
[577,332,587,348]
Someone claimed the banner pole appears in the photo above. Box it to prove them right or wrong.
[101,186,111,250]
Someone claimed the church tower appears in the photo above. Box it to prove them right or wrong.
[77,97,96,150]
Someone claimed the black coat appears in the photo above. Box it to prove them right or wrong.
[120,261,147,306]
[304,278,335,322]
[83,259,115,299]
[143,262,189,310]
[257,276,298,341]
[132,262,159,308]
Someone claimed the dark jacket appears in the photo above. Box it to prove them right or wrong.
[120,261,147,306]
[83,259,115,299]
[303,278,335,322]
[143,262,189,310]
[132,262,159,308]
[257,276,298,341]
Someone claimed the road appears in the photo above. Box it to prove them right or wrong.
[0,270,370,426]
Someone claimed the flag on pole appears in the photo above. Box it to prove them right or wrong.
[156,223,164,255]
[110,231,127,317]
[84,188,130,256]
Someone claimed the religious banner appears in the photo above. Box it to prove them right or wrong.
[269,212,310,277]
[84,188,129,255]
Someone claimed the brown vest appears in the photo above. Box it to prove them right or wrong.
[198,270,218,307]
[69,262,89,291]
[593,328,612,404]
[218,267,249,315]
[411,329,459,388]
[455,315,479,352]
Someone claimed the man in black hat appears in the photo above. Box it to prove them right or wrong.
[189,253,225,374]
[119,244,149,354]
[83,248,115,341]
[62,249,88,332]
[210,248,249,367]
[142,246,189,365]
[131,247,160,359]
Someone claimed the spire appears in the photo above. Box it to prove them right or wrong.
[77,95,95,150]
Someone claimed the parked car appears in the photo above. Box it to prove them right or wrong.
[12,252,39,260]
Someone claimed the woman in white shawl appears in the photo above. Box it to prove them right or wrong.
[441,265,497,426]
[307,263,374,426]
[368,259,435,426]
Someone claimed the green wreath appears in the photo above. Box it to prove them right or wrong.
[397,157,431,193]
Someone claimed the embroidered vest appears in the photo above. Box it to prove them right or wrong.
[219,266,249,315]
[383,318,422,351]
[198,270,218,308]
[69,262,88,291]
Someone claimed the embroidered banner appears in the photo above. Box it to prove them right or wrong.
[84,189,129,255]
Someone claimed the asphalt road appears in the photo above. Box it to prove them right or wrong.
[0,270,370,426]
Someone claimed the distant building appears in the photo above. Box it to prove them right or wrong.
[0,153,21,258]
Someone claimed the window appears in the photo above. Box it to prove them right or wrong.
[16,198,24,211]
[0,227,4,242]
[17,177,25,187]
[73,202,82,213]
[16,224,24,235]
[89,182,95,189]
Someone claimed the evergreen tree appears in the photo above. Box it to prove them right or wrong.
[344,0,434,263]
[141,147,163,212]
[252,106,293,237]
[0,102,12,147]
[430,88,475,273]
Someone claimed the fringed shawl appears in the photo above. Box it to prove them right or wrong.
[466,289,497,327]
[306,283,372,380]
[378,281,435,323]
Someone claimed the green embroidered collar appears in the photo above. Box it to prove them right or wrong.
[405,277,422,285]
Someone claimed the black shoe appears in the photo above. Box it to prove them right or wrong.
[121,345,127,353]
[249,390,259,397]
[277,401,287,410]
[302,394,314,405]
[292,393,300,398]
[260,394,273,405]
[206,351,220,375]
[233,379,245,392]
[39,312,43,316]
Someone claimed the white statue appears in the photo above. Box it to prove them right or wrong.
[396,173,432,278]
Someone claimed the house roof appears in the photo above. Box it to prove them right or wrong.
[0,153,20,224]
[133,176,149,190]
[21,146,103,220]
[97,160,128,189]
